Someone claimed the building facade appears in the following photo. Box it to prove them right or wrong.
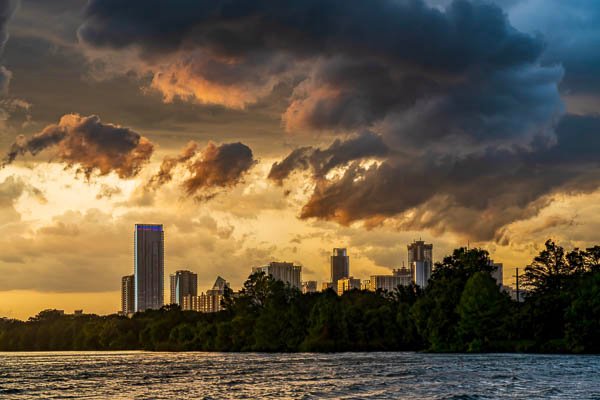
[393,267,413,286]
[337,277,361,294]
[252,261,302,288]
[134,224,164,311]
[170,270,198,305]
[369,275,406,292]
[182,276,230,313]
[121,274,135,315]
[408,240,433,288]
[302,280,318,294]
[331,248,350,294]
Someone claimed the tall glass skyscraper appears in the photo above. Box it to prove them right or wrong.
[330,248,350,294]
[134,224,164,311]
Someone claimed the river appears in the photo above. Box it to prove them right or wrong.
[1,352,599,399]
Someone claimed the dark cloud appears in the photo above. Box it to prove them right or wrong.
[282,114,600,241]
[2,114,154,178]
[75,0,583,241]
[183,141,256,198]
[147,140,198,189]
[0,0,18,93]
[78,0,560,147]
[268,132,389,184]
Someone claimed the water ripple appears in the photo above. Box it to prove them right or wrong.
[0,352,599,399]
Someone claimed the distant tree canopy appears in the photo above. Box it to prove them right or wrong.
[1,240,599,353]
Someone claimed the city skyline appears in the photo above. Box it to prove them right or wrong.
[2,0,600,320]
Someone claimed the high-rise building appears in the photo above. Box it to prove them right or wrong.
[121,274,134,315]
[182,276,230,313]
[134,224,164,312]
[331,248,350,293]
[408,240,433,288]
[302,281,318,294]
[252,261,302,288]
[337,277,361,295]
[393,267,413,286]
[170,270,198,305]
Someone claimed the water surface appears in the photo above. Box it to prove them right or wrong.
[1,352,598,399]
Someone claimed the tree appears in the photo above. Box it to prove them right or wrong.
[457,272,511,352]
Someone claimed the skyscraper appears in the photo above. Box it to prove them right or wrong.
[331,248,350,293]
[134,224,164,311]
[170,270,198,305]
[408,240,433,288]
[121,274,134,315]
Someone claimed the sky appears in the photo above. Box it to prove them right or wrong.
[1,0,599,320]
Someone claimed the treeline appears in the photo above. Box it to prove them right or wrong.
[1,240,599,353]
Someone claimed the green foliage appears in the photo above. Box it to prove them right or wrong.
[1,241,599,353]
[457,272,512,351]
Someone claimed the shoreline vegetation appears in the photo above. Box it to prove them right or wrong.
[1,240,599,354]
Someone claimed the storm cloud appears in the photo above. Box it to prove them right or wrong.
[78,0,562,146]
[183,141,256,198]
[2,114,154,178]
[75,0,598,240]
[268,132,389,184]
[274,114,600,241]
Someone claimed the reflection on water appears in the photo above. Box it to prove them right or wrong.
[1,352,599,399]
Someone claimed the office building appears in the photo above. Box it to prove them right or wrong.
[331,248,350,294]
[252,261,302,288]
[361,279,371,290]
[321,282,334,291]
[369,274,407,292]
[134,224,164,312]
[408,240,433,288]
[302,281,318,294]
[412,261,430,288]
[170,270,198,305]
[393,267,413,286]
[337,277,361,294]
[121,274,135,315]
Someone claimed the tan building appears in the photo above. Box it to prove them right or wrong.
[170,270,198,305]
[182,276,230,313]
[337,277,361,295]
[321,282,334,291]
[121,274,135,315]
